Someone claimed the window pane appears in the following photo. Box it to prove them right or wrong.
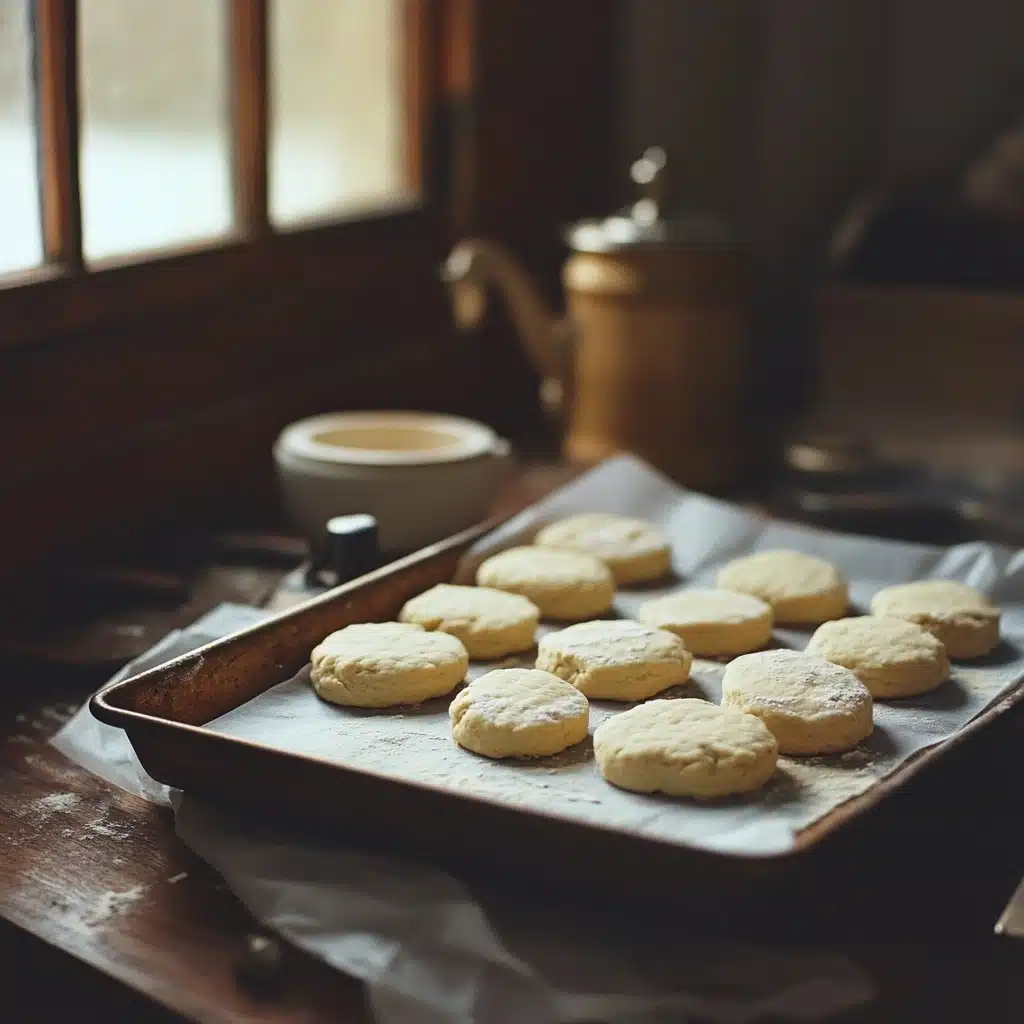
[0,0,42,275]
[79,0,231,261]
[270,0,406,227]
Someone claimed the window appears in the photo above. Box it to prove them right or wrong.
[79,0,233,260]
[0,1,616,578]
[0,1,43,274]
[270,0,407,226]
[1,0,417,274]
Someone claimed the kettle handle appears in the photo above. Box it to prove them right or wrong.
[441,239,574,424]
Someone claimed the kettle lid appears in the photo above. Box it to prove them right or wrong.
[565,147,735,253]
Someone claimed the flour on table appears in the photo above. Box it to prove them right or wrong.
[35,792,80,816]
[83,885,147,928]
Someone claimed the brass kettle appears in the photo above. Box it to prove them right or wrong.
[442,148,748,490]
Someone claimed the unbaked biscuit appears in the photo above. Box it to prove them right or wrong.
[717,550,848,626]
[310,622,468,708]
[449,667,589,758]
[637,587,773,657]
[593,698,778,798]
[536,619,692,701]
[399,584,539,659]
[534,513,671,584]
[870,580,1000,659]
[476,546,615,620]
[806,615,949,699]
[721,649,873,755]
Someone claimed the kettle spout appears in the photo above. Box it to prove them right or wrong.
[441,239,573,391]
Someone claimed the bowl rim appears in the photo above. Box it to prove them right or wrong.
[276,411,500,467]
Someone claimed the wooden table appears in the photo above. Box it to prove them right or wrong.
[2,464,1024,1021]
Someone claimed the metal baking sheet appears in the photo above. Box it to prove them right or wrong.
[93,456,1024,874]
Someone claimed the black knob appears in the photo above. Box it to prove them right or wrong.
[308,514,379,588]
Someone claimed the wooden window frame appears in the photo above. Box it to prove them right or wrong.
[3,0,442,350]
[0,0,617,580]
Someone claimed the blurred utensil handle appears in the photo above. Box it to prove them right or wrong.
[996,875,1024,937]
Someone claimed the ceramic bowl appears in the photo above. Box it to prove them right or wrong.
[273,411,512,554]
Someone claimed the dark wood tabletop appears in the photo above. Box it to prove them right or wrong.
[2,462,1024,1022]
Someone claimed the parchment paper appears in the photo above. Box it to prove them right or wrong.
[210,455,1024,857]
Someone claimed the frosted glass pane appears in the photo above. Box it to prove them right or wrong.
[0,0,42,275]
[270,0,406,227]
[80,0,232,261]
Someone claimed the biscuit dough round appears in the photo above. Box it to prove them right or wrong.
[399,584,539,659]
[716,550,848,626]
[593,698,778,798]
[310,622,468,708]
[637,587,773,657]
[449,668,589,758]
[536,619,692,702]
[870,580,1000,659]
[806,615,949,699]
[476,546,615,620]
[721,649,873,755]
[534,513,671,584]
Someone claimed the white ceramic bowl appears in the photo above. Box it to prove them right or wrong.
[274,411,512,554]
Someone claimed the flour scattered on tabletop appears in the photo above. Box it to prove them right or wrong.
[35,792,80,816]
[84,885,147,927]
[82,817,135,841]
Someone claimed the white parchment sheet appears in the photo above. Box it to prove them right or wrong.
[211,455,1024,858]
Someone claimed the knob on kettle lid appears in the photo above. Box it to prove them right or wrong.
[565,147,735,253]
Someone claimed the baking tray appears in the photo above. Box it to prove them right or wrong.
[91,516,1024,920]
